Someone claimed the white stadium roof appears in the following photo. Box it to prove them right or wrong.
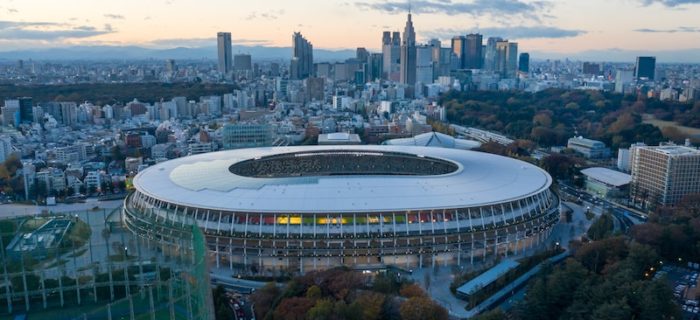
[133,145,551,213]
[383,132,481,150]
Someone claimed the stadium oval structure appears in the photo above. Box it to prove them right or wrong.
[124,145,559,273]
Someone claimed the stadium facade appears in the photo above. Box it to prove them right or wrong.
[124,146,559,273]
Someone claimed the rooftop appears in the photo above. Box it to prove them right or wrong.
[581,167,632,187]
[383,132,481,150]
[640,145,700,156]
[456,259,520,296]
[133,145,552,213]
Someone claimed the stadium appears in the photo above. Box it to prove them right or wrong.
[124,145,560,273]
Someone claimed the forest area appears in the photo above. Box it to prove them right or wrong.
[440,89,700,150]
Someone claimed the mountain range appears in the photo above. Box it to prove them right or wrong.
[0,45,699,63]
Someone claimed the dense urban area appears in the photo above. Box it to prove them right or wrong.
[1,8,700,320]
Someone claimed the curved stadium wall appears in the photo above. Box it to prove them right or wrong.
[124,146,560,273]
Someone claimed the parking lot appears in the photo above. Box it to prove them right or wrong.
[656,263,700,319]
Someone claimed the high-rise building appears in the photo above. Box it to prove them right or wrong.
[415,45,433,85]
[483,37,502,72]
[14,97,33,123]
[0,136,13,163]
[1,100,19,127]
[400,10,417,85]
[429,39,450,79]
[496,41,518,78]
[518,53,530,73]
[233,54,253,71]
[382,31,401,81]
[291,32,313,80]
[165,59,176,75]
[582,62,601,75]
[635,56,656,80]
[630,144,700,207]
[465,34,483,69]
[615,69,635,93]
[217,32,233,74]
[451,36,466,69]
[368,53,384,82]
[305,77,325,101]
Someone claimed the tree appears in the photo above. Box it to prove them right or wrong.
[272,297,315,320]
[212,286,234,320]
[353,292,385,320]
[399,297,448,320]
[250,282,280,320]
[399,283,426,298]
[307,299,334,320]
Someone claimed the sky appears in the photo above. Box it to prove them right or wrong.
[0,0,699,55]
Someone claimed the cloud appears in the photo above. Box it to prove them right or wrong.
[423,26,585,40]
[355,0,551,22]
[104,14,125,20]
[146,37,271,48]
[639,0,700,6]
[0,20,115,40]
[634,26,700,32]
[245,9,285,21]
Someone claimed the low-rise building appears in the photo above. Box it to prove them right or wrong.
[567,137,611,159]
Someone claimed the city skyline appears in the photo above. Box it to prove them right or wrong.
[0,0,699,58]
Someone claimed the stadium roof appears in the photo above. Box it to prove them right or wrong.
[456,259,520,296]
[383,132,481,150]
[580,167,631,187]
[133,145,551,213]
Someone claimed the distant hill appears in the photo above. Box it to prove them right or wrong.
[0,45,356,62]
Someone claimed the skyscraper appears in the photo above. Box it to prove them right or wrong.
[233,54,253,71]
[484,37,502,72]
[415,45,433,85]
[18,97,33,123]
[400,10,417,85]
[291,32,313,80]
[368,53,384,82]
[217,32,232,74]
[519,53,530,73]
[451,36,466,69]
[465,34,483,69]
[635,56,656,80]
[382,32,401,81]
[496,40,518,78]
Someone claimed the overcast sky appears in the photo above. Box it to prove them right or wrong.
[0,0,699,54]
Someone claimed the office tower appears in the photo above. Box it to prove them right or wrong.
[0,136,12,163]
[291,32,313,80]
[356,48,370,62]
[165,59,176,74]
[233,54,253,71]
[305,77,325,101]
[382,31,401,81]
[519,53,530,73]
[484,37,502,71]
[400,10,417,85]
[368,53,384,81]
[415,45,433,85]
[615,69,634,93]
[2,101,19,127]
[217,32,232,74]
[60,102,78,126]
[15,97,33,123]
[496,40,518,78]
[635,56,656,80]
[582,62,600,75]
[451,36,466,69]
[465,34,483,69]
[630,145,700,207]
